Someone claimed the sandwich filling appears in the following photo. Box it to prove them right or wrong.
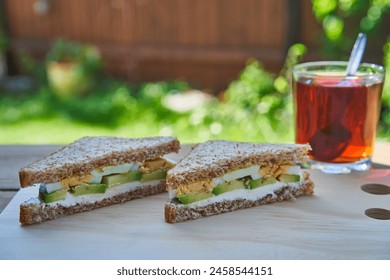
[36,157,174,205]
[170,163,303,206]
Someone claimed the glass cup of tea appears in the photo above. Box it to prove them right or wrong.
[292,61,385,174]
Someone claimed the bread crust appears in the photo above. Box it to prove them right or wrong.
[19,136,180,188]
[20,181,166,225]
[164,172,314,223]
[166,140,311,190]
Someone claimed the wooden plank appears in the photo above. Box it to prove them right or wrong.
[0,168,389,259]
[91,0,104,42]
[151,0,166,44]
[218,0,237,46]
[71,0,88,40]
[274,0,287,47]
[45,0,58,38]
[5,0,287,47]
[5,0,30,37]
[286,0,302,47]
[90,0,126,43]
[300,0,322,50]
[262,0,282,47]
[247,0,261,45]
[10,35,285,89]
[122,0,136,44]
[59,0,72,38]
[110,0,129,44]
[3,0,387,90]
[38,1,56,39]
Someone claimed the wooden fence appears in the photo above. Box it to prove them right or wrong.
[2,0,385,91]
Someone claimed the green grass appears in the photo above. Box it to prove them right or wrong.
[0,60,297,145]
[1,57,388,145]
[0,118,159,144]
[0,109,294,145]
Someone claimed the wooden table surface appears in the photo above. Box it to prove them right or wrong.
[0,142,389,260]
[1,142,390,213]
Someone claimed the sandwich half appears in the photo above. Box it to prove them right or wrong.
[19,136,180,225]
[165,140,314,223]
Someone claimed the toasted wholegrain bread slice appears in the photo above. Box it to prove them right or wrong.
[165,140,314,223]
[166,140,311,190]
[21,181,166,225]
[20,136,180,188]
[19,136,180,225]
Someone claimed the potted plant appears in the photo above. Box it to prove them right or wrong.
[46,38,102,99]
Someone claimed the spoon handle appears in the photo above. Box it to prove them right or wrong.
[346,33,367,76]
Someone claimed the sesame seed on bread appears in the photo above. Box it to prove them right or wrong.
[166,140,311,190]
[19,136,180,188]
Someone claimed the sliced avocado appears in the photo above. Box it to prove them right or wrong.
[72,183,107,196]
[177,192,214,205]
[249,177,277,189]
[141,169,167,182]
[102,171,142,187]
[278,174,301,183]
[212,180,246,195]
[39,188,67,203]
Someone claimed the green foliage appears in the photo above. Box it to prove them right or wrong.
[275,43,308,94]
[2,38,388,143]
[0,77,140,127]
[0,74,194,143]
[0,5,7,53]
[179,44,309,143]
[311,0,390,58]
[311,0,390,138]
[18,51,48,83]
[46,38,102,74]
[225,60,275,109]
[45,39,103,98]
[0,55,300,144]
[379,40,390,137]
[53,82,137,126]
[222,60,289,135]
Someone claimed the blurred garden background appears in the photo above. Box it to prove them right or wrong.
[0,0,389,144]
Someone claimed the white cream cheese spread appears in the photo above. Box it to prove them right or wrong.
[25,179,162,207]
[187,180,301,208]
[172,164,303,204]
